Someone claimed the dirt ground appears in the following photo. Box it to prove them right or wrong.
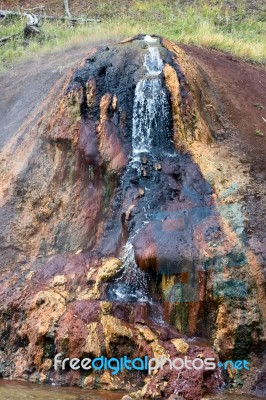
[182,44,266,175]
[0,40,115,149]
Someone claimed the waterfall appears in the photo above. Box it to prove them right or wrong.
[143,47,164,75]
[132,46,170,159]
[108,241,150,302]
[108,39,171,305]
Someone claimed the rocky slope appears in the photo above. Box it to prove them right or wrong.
[0,35,265,399]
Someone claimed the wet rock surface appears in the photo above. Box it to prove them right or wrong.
[0,35,265,399]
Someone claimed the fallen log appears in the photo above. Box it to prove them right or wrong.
[0,33,20,44]
[0,10,101,23]
[1,10,40,44]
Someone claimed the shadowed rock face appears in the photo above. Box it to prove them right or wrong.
[0,35,265,399]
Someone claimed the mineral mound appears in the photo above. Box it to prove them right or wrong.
[0,35,265,399]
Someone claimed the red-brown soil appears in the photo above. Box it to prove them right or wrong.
[181,44,266,276]
[182,45,266,175]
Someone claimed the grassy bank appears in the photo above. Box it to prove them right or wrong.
[0,0,265,70]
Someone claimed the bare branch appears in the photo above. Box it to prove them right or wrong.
[23,6,45,12]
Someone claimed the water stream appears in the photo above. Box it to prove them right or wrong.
[108,36,176,305]
[132,46,170,157]
[0,380,262,400]
[0,380,123,400]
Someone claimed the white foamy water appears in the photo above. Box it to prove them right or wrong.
[132,46,168,157]
[144,47,164,75]
[132,79,168,155]
[144,34,158,43]
[117,242,150,302]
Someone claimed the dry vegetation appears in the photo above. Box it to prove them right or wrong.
[0,0,265,70]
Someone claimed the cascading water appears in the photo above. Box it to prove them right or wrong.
[108,241,150,302]
[108,37,174,306]
[132,46,171,159]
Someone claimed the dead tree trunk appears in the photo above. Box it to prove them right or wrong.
[24,13,40,38]
[63,0,71,18]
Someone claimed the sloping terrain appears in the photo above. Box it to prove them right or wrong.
[0,36,265,399]
[182,44,266,260]
[1,41,265,248]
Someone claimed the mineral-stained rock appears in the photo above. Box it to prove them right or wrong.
[171,338,189,354]
[0,34,264,399]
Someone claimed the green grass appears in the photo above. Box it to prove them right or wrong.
[255,129,265,137]
[0,0,265,70]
